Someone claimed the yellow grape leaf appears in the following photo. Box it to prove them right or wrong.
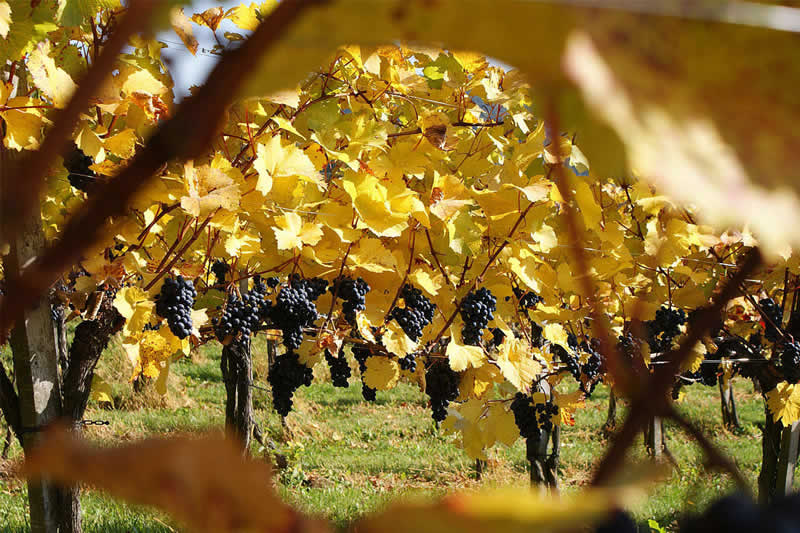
[0,2,9,39]
[75,124,105,163]
[253,135,319,195]
[574,179,602,230]
[181,161,241,217]
[486,403,519,446]
[682,342,707,373]
[113,287,153,339]
[191,7,225,30]
[509,180,551,203]
[446,208,482,256]
[408,269,442,296]
[383,321,418,357]
[363,356,400,390]
[356,312,376,343]
[27,41,77,108]
[553,389,585,427]
[89,375,114,406]
[228,3,261,31]
[137,330,175,379]
[460,364,502,399]
[342,171,412,238]
[348,237,398,273]
[23,429,300,533]
[121,69,166,96]
[429,173,473,222]
[103,128,137,159]
[446,327,485,371]
[224,224,261,260]
[170,8,198,55]
[766,382,800,426]
[496,338,542,392]
[1,97,46,150]
[542,323,569,349]
[273,212,323,251]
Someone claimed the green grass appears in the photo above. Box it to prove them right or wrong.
[0,337,795,532]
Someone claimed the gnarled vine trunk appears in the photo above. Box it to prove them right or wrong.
[221,335,252,453]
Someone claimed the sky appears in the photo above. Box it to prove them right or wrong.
[159,0,245,100]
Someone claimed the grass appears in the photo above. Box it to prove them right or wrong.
[0,336,796,532]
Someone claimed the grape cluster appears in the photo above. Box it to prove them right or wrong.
[63,145,98,192]
[268,352,313,416]
[290,274,329,301]
[352,343,376,401]
[213,284,271,340]
[266,276,280,288]
[510,393,559,441]
[325,348,351,388]
[425,361,460,422]
[552,344,581,381]
[398,353,417,372]
[389,284,436,341]
[460,287,497,346]
[330,276,370,324]
[211,260,228,284]
[781,341,800,383]
[646,305,687,352]
[155,276,196,339]
[759,297,783,342]
[513,287,542,310]
[272,281,321,351]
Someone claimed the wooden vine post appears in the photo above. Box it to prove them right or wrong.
[645,416,666,458]
[1,145,66,532]
[719,379,740,430]
[759,404,800,504]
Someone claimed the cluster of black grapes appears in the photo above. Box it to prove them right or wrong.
[389,284,436,341]
[460,287,497,345]
[398,354,417,372]
[211,260,228,285]
[552,343,581,381]
[646,305,687,352]
[213,280,272,340]
[425,360,460,421]
[325,348,351,388]
[272,277,326,351]
[63,145,98,192]
[781,341,800,383]
[760,297,783,342]
[268,352,313,416]
[580,342,604,395]
[330,276,370,324]
[510,392,558,443]
[352,343,376,401]
[512,287,542,310]
[155,276,196,339]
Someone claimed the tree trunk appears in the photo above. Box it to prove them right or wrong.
[2,145,66,532]
[528,381,559,491]
[645,416,666,457]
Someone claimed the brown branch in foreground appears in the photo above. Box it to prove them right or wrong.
[0,0,322,343]
[0,1,160,243]
[0,361,21,443]
[545,108,627,396]
[591,247,761,486]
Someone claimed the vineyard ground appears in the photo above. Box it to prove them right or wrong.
[0,337,797,532]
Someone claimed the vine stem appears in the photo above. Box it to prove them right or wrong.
[425,190,541,354]
[425,229,453,289]
[545,107,624,393]
[319,242,354,336]
[144,214,214,291]
[384,229,417,323]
